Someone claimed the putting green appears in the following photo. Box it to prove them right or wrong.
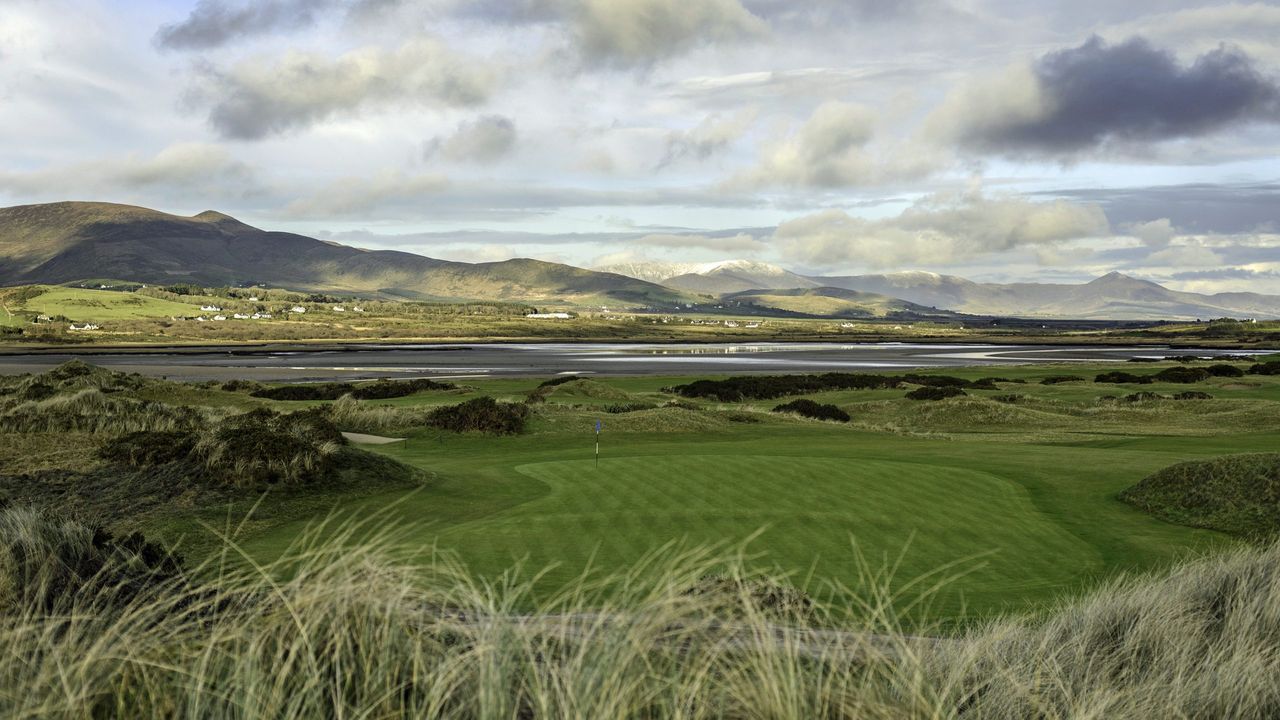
[420,454,1095,613]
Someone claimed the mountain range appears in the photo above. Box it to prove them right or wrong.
[0,202,688,307]
[1,201,1276,320]
[597,261,1280,321]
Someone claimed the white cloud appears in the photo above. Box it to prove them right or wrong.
[571,0,766,67]
[425,115,518,164]
[773,192,1109,269]
[0,143,259,201]
[194,39,498,139]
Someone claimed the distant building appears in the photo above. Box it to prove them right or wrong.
[525,312,573,319]
[68,323,100,331]
[200,305,222,312]
[290,306,307,314]
[333,306,346,312]
[232,313,250,319]
[352,306,365,313]
[213,315,227,321]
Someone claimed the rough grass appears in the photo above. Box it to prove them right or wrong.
[1120,454,1280,537]
[2,508,1280,718]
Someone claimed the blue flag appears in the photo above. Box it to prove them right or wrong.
[595,419,602,433]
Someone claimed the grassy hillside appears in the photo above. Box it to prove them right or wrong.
[723,286,958,319]
[0,201,691,308]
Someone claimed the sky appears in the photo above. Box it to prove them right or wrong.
[1,0,1279,292]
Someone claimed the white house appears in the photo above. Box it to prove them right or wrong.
[200,305,222,312]
[213,315,227,321]
[724,320,739,328]
[525,312,573,319]
[352,306,365,313]
[68,323,100,331]
[196,316,208,322]
[333,306,346,312]
[290,306,307,314]
[232,313,250,319]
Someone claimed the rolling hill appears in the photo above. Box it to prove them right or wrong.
[721,287,962,320]
[813,271,1280,320]
[0,202,691,307]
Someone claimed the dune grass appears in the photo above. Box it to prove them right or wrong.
[2,506,1280,718]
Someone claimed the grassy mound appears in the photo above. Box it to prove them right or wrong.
[250,378,456,401]
[426,397,529,434]
[0,388,206,435]
[541,378,635,401]
[1119,453,1280,536]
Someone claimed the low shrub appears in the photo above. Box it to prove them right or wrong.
[1095,371,1153,384]
[1153,367,1211,383]
[426,397,529,434]
[670,373,901,401]
[719,410,762,423]
[1248,360,1280,375]
[771,399,850,422]
[905,386,966,401]
[1205,364,1246,378]
[1173,391,1213,400]
[251,378,455,401]
[196,408,347,487]
[992,394,1025,403]
[1123,391,1166,402]
[1040,375,1084,385]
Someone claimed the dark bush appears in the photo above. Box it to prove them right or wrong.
[1041,375,1085,385]
[220,379,263,392]
[1153,367,1211,384]
[670,373,901,402]
[771,399,850,422]
[199,408,348,487]
[426,397,529,434]
[993,394,1025,403]
[905,386,966,401]
[1248,360,1280,376]
[969,378,999,390]
[1204,364,1245,378]
[901,374,971,388]
[682,574,814,622]
[1124,392,1166,402]
[1095,371,1153,384]
[1127,357,1159,363]
[538,376,582,388]
[1173,391,1213,400]
[99,430,198,466]
[720,411,762,423]
[251,378,455,401]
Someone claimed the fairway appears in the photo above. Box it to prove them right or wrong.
[439,455,1093,605]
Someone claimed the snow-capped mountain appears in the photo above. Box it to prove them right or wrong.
[597,259,820,294]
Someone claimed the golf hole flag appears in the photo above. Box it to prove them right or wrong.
[595,419,602,467]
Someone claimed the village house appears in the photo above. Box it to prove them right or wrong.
[290,306,307,314]
[200,305,221,312]
[232,313,250,319]
[333,306,346,312]
[68,323,100,331]
[525,312,573,319]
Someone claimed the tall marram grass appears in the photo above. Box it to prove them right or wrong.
[2,505,1278,718]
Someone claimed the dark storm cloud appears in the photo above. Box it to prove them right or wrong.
[1044,182,1280,234]
[957,36,1280,155]
[155,0,337,51]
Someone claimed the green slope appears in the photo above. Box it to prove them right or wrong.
[0,202,691,308]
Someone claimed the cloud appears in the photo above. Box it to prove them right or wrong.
[773,192,1109,269]
[570,0,766,67]
[632,231,767,253]
[737,101,937,188]
[425,115,517,164]
[194,39,497,139]
[931,36,1280,157]
[659,109,757,167]
[0,143,258,199]
[1125,218,1177,247]
[156,0,336,51]
[1046,182,1280,234]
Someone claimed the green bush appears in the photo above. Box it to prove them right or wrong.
[1123,391,1166,402]
[1173,391,1213,400]
[426,397,529,434]
[197,408,347,487]
[1095,371,1153,384]
[770,399,850,422]
[251,378,454,401]
[604,402,658,414]
[1153,367,1211,383]
[905,386,966,401]
[1205,364,1245,378]
[1041,375,1084,385]
[1249,360,1280,375]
